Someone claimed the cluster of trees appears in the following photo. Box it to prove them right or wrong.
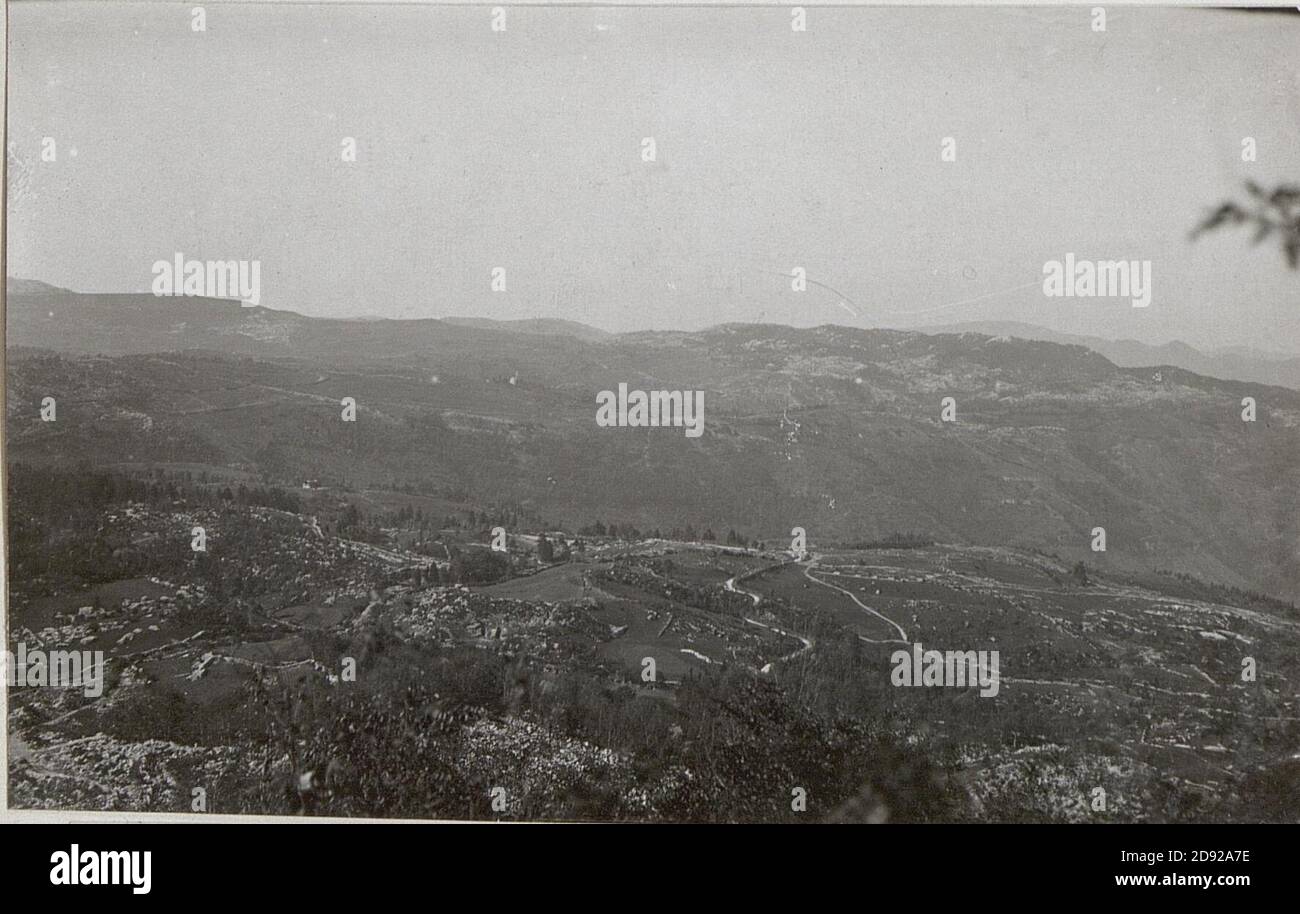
[535,534,557,563]
[446,505,554,535]
[575,520,761,548]
[215,483,303,513]
[447,547,510,585]
[391,504,426,525]
[850,532,934,550]
[327,502,390,544]
[8,463,304,525]
[8,465,200,589]
[1070,560,1089,586]
[578,520,650,538]
[1155,568,1295,614]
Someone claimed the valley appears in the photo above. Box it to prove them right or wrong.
[6,283,1298,821]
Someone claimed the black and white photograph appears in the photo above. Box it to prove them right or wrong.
[2,0,1297,860]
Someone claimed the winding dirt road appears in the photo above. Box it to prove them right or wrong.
[724,574,814,661]
[802,558,910,644]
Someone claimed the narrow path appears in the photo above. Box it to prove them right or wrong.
[742,616,813,661]
[803,558,909,644]
[725,573,813,660]
[723,575,761,605]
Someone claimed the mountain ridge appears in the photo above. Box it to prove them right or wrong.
[11,278,1299,394]
[932,319,1300,390]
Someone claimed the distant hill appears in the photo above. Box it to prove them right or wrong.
[4,279,608,359]
[933,320,1300,391]
[7,280,1298,601]
[6,278,68,297]
[441,317,613,343]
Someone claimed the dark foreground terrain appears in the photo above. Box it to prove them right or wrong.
[7,466,1298,821]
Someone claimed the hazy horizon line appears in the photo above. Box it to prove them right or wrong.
[11,272,1300,361]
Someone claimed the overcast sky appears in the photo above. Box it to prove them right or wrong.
[8,3,1300,352]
